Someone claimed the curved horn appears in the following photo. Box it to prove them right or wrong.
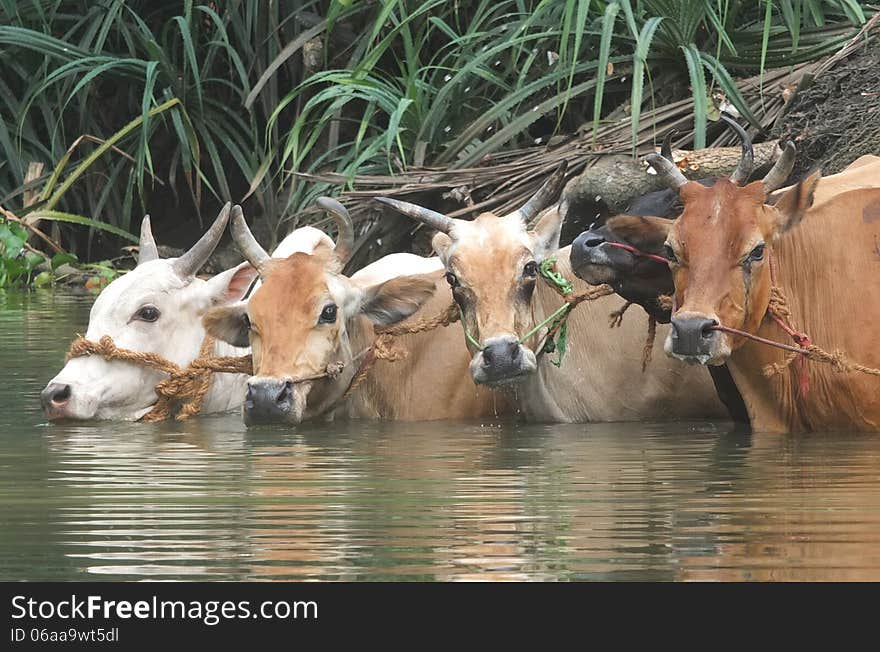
[645,153,688,189]
[719,112,754,185]
[315,196,354,264]
[763,140,797,193]
[137,215,159,265]
[172,202,231,277]
[229,204,270,275]
[374,197,456,234]
[660,128,679,161]
[507,160,568,223]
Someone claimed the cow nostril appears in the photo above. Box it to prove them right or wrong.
[276,380,293,405]
[584,235,605,248]
[482,347,495,365]
[701,319,719,336]
[52,384,71,404]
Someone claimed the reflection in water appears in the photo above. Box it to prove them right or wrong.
[3,289,880,580]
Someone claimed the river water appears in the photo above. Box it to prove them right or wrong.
[2,289,880,581]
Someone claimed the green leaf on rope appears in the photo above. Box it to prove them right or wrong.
[539,256,573,295]
[551,321,568,368]
[535,256,577,367]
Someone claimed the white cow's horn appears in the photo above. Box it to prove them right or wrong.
[137,215,159,265]
[229,204,270,275]
[173,202,231,278]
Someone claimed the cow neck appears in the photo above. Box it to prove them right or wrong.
[300,315,368,420]
[723,191,880,432]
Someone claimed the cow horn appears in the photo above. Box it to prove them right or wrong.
[763,140,797,193]
[506,161,568,223]
[137,215,159,265]
[316,196,354,264]
[172,202,231,277]
[660,128,679,161]
[645,153,688,189]
[373,197,456,234]
[229,204,270,275]
[720,113,754,186]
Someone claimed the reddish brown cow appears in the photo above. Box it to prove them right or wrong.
[650,154,880,432]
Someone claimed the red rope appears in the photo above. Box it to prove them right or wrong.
[603,241,671,265]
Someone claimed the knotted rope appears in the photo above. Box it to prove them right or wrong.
[341,301,462,398]
[65,302,463,421]
[66,335,253,422]
[526,259,615,367]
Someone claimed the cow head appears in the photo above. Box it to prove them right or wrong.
[375,163,567,386]
[570,213,676,321]
[644,142,819,366]
[203,200,436,425]
[41,204,257,420]
[570,118,797,325]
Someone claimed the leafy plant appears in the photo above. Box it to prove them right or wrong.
[0,0,870,261]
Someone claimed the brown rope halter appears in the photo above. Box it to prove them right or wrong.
[64,302,464,421]
[66,335,253,421]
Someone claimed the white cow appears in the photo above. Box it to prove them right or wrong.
[41,204,332,421]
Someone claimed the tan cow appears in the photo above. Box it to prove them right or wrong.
[204,201,505,425]
[649,151,880,432]
[376,169,727,423]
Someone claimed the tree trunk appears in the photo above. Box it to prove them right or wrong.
[562,140,781,215]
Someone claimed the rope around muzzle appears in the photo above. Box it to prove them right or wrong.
[65,302,464,421]
[65,335,254,422]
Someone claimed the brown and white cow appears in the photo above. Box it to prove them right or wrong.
[203,200,505,425]
[376,170,727,423]
[647,151,880,432]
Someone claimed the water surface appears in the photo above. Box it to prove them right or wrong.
[3,289,880,581]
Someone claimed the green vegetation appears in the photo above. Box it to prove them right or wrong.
[0,0,870,286]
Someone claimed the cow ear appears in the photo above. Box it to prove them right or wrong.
[203,302,250,348]
[360,274,437,326]
[432,232,453,263]
[766,170,821,240]
[204,262,259,305]
[528,205,563,261]
[605,214,672,253]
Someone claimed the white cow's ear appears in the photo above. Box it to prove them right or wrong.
[360,274,436,326]
[203,302,250,348]
[205,262,259,304]
[528,205,563,261]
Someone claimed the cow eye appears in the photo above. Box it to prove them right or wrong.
[445,272,459,288]
[663,244,678,264]
[749,243,766,262]
[134,305,160,322]
[319,303,338,324]
[523,261,538,278]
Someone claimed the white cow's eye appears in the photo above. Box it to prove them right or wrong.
[134,305,160,322]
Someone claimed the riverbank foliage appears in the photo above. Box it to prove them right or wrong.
[0,0,871,283]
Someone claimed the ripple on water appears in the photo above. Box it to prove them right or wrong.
[3,290,880,580]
